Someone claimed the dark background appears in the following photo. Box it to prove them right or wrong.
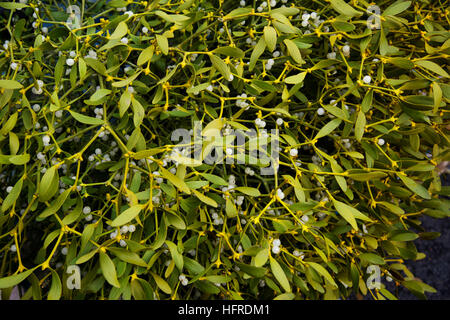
[387,170,450,299]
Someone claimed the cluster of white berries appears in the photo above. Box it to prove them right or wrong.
[33,79,46,95]
[244,167,255,176]
[94,107,104,119]
[109,224,136,245]
[293,250,305,259]
[257,0,279,12]
[276,188,285,200]
[300,11,322,29]
[272,238,281,254]
[235,196,244,206]
[2,40,10,51]
[265,58,275,71]
[10,61,22,71]
[341,138,352,149]
[235,93,249,109]
[254,117,266,128]
[362,75,372,84]
[289,148,298,157]
[179,274,189,286]
[84,49,98,60]
[211,211,224,225]
[42,135,51,146]
[342,44,351,57]
[221,174,236,196]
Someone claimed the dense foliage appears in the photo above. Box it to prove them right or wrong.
[0,0,449,300]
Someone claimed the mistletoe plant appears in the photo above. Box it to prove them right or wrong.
[0,0,449,300]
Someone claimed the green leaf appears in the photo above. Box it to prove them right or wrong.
[39,166,59,202]
[199,173,228,186]
[213,46,245,59]
[308,262,338,287]
[347,170,387,181]
[99,251,120,288]
[119,90,132,117]
[151,214,168,250]
[76,249,98,265]
[130,278,146,300]
[226,197,237,218]
[254,248,269,267]
[0,79,23,89]
[224,7,253,19]
[329,0,362,18]
[249,37,266,71]
[0,2,29,9]
[270,256,291,292]
[283,39,303,64]
[112,71,142,88]
[234,187,261,197]
[355,111,366,142]
[108,247,147,267]
[84,58,107,75]
[160,167,191,194]
[323,104,347,120]
[184,256,205,275]
[151,272,172,294]
[284,72,307,84]
[315,119,342,140]
[192,189,218,207]
[389,230,419,241]
[383,1,411,16]
[131,96,145,127]
[415,60,449,78]
[137,46,154,66]
[387,57,414,69]
[378,201,405,215]
[264,26,277,52]
[432,82,442,113]
[333,199,358,230]
[156,34,169,55]
[0,268,35,289]
[78,57,87,79]
[110,204,143,227]
[38,188,71,219]
[11,154,30,165]
[209,54,231,80]
[110,21,128,40]
[88,88,111,103]
[165,240,183,272]
[62,197,83,225]
[359,253,385,265]
[166,213,186,230]
[310,59,338,71]
[47,270,62,300]
[397,173,431,199]
[69,110,104,125]
[235,262,266,278]
[274,292,295,300]
[1,177,23,213]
